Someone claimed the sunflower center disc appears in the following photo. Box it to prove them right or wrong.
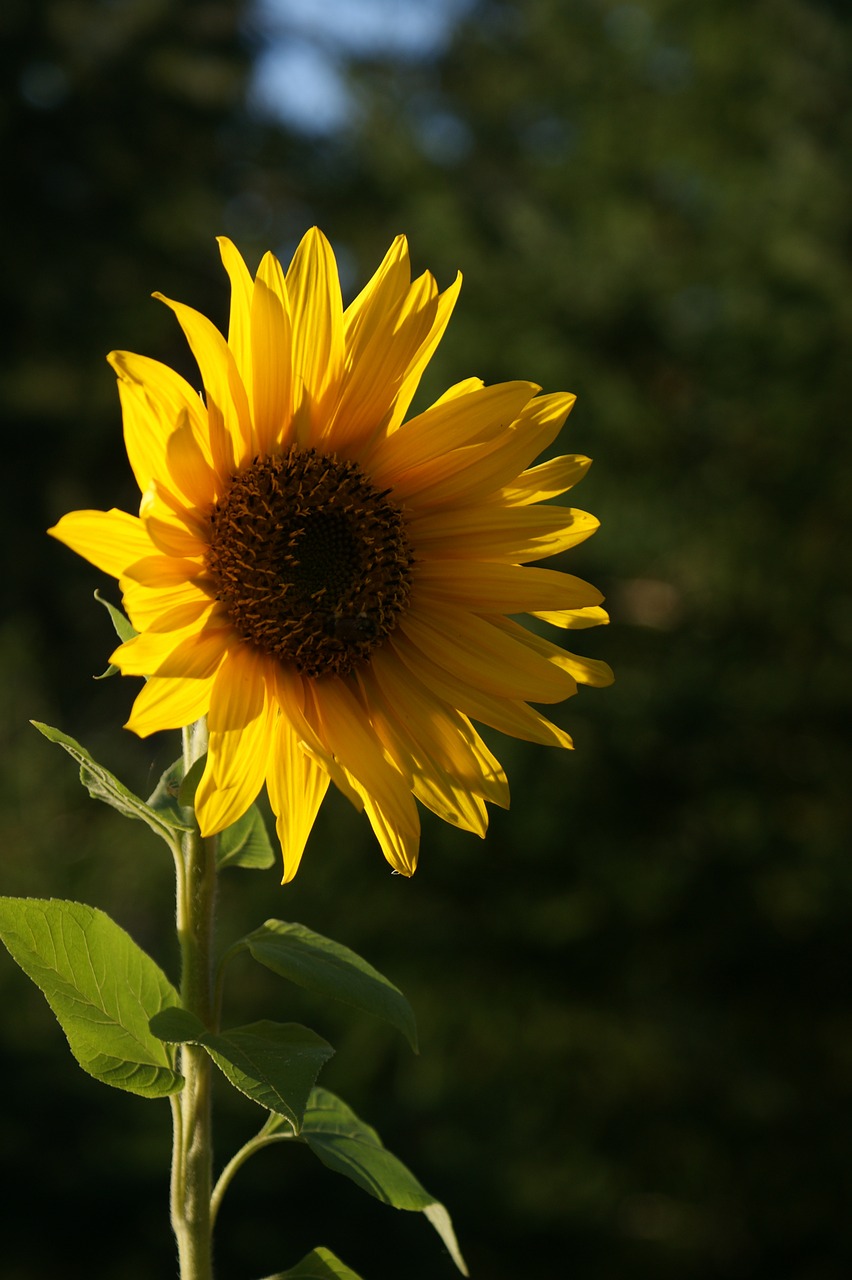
[206,447,412,677]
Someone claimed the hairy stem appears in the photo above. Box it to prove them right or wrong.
[171,720,217,1280]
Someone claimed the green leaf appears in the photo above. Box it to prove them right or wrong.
[218,805,276,871]
[93,591,137,678]
[0,897,183,1098]
[179,754,207,806]
[260,1246,365,1279]
[31,721,186,848]
[94,589,137,644]
[204,1022,333,1130]
[146,757,194,832]
[149,1006,207,1042]
[243,921,417,1051]
[303,1089,468,1275]
[149,1013,334,1132]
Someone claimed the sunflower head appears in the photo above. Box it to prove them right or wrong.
[50,229,613,881]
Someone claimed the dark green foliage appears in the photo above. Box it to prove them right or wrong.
[1,0,851,1278]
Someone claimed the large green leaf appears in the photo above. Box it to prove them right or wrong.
[150,1012,333,1132]
[31,721,186,847]
[217,805,276,871]
[243,921,417,1050]
[302,1089,468,1275]
[0,897,183,1098]
[260,1247,365,1279]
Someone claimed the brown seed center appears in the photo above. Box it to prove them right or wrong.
[206,447,412,677]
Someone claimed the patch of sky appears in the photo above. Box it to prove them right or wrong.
[247,0,474,134]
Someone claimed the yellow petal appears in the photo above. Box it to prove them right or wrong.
[412,560,603,612]
[165,411,219,509]
[385,272,463,433]
[359,789,420,877]
[111,623,232,679]
[122,554,204,587]
[331,269,440,452]
[408,504,600,561]
[532,605,610,630]
[49,509,152,578]
[154,292,251,474]
[400,606,577,704]
[399,391,576,509]
[266,712,330,883]
[120,578,214,632]
[125,672,215,737]
[388,631,574,749]
[364,381,537,490]
[195,646,274,835]
[285,227,344,446]
[217,236,254,387]
[490,616,615,688]
[499,454,592,505]
[109,350,211,494]
[251,251,292,454]
[308,677,418,837]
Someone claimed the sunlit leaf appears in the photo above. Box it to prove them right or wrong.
[260,1246,365,1279]
[0,897,183,1098]
[31,721,185,847]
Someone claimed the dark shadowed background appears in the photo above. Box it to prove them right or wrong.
[1,1,851,1277]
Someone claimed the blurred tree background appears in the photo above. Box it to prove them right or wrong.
[1,0,851,1277]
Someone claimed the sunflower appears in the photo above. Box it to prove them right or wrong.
[50,230,613,879]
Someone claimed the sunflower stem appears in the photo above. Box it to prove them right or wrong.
[171,718,217,1280]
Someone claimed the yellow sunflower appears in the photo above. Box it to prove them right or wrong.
[50,230,613,880]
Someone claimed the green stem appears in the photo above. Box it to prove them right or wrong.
[171,719,217,1280]
[210,1128,296,1228]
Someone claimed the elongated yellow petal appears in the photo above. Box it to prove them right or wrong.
[122,554,203,587]
[400,392,576,509]
[308,677,418,838]
[266,713,330,883]
[154,293,250,474]
[413,560,603,613]
[364,380,538,488]
[388,631,574,749]
[164,411,219,509]
[385,272,463,433]
[109,350,211,493]
[408,504,599,561]
[360,789,420,877]
[195,647,274,834]
[217,236,254,386]
[532,605,610,629]
[331,269,440,452]
[125,672,215,737]
[119,578,214,632]
[286,227,344,446]
[49,509,152,578]
[498,454,591,505]
[111,623,232,679]
[490,616,615,688]
[400,606,577,704]
[251,251,292,454]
